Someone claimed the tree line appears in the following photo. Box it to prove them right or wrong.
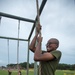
[57,63,75,70]
[6,62,75,70]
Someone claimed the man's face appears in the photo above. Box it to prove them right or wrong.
[46,39,58,52]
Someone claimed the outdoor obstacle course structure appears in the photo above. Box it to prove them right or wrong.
[0,0,47,75]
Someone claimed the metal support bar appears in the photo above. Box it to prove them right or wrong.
[27,40,30,75]
[0,36,28,41]
[0,16,1,25]
[28,0,47,40]
[0,12,35,23]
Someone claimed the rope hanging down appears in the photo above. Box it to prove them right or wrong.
[7,39,12,75]
[36,0,42,75]
[36,0,41,37]
[17,20,20,70]
[7,39,9,67]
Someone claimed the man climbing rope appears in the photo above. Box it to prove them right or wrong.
[29,24,62,75]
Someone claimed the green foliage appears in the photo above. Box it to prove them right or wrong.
[6,62,75,70]
[20,62,27,68]
[57,63,75,70]
[7,62,35,69]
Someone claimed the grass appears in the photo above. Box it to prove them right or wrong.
[0,69,34,75]
[0,69,75,75]
[56,70,75,75]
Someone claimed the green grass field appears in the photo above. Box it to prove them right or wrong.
[0,69,75,75]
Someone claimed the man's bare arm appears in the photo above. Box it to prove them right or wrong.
[29,33,38,52]
[34,35,55,61]
[29,24,41,52]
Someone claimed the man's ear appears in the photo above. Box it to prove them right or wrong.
[55,44,58,48]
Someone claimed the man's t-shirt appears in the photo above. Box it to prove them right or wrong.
[39,50,62,75]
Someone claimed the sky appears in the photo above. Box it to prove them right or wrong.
[0,0,75,66]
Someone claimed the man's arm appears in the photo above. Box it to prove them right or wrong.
[29,32,38,52]
[34,36,55,61]
[34,37,42,60]
[29,24,41,52]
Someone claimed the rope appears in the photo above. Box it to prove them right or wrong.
[36,0,42,75]
[7,39,9,67]
[36,0,40,23]
[36,0,41,37]
[17,20,20,70]
[7,39,12,75]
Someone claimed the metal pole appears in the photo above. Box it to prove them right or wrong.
[0,36,28,41]
[28,0,47,40]
[0,12,35,23]
[0,16,1,26]
[27,40,30,75]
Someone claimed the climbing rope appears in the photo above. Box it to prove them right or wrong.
[17,20,20,70]
[7,39,9,67]
[36,0,41,37]
[7,39,12,75]
[36,0,42,75]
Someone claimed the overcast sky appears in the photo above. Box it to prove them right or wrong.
[0,0,75,66]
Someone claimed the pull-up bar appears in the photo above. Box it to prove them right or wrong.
[0,36,28,41]
[0,12,35,23]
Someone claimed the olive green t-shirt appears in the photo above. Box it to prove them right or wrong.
[39,50,62,75]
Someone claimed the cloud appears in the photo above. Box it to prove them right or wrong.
[0,60,6,66]
[40,0,75,64]
[0,0,75,66]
